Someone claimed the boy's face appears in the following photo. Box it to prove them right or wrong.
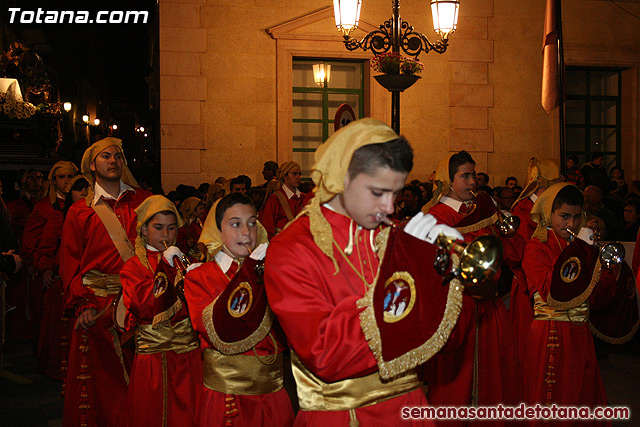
[342,166,407,230]
[551,203,583,241]
[142,212,178,251]
[220,203,258,258]
[449,162,476,202]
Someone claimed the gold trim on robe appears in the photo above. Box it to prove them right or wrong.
[202,348,284,395]
[533,292,589,325]
[136,317,200,355]
[82,269,121,297]
[291,352,420,411]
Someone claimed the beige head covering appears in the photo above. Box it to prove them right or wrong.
[511,157,561,210]
[47,161,78,205]
[277,161,301,186]
[198,198,268,262]
[80,137,140,206]
[134,195,183,271]
[20,169,45,200]
[422,153,455,214]
[179,197,202,221]
[530,182,584,242]
[307,118,399,271]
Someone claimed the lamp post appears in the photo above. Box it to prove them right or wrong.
[334,0,459,133]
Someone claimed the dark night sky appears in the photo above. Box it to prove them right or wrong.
[1,0,157,114]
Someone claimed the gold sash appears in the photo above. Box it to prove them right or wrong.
[82,269,121,297]
[291,352,420,411]
[136,317,200,355]
[533,292,589,324]
[202,348,284,395]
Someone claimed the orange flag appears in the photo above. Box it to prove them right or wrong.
[541,0,560,113]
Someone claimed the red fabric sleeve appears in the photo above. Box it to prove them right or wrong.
[20,200,51,260]
[120,256,155,330]
[258,193,279,240]
[265,224,377,383]
[522,237,557,300]
[33,210,63,273]
[59,202,98,313]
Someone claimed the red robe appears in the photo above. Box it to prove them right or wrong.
[33,205,69,381]
[265,206,435,426]
[59,187,151,427]
[508,196,536,375]
[120,250,202,427]
[185,258,294,427]
[522,230,615,426]
[6,196,57,341]
[259,187,308,240]
[176,219,203,256]
[424,199,523,423]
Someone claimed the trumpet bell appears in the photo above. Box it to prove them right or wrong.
[497,214,520,237]
[599,242,625,269]
[459,235,503,285]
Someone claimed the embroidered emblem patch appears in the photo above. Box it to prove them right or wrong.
[382,271,416,323]
[227,282,253,318]
[560,257,581,283]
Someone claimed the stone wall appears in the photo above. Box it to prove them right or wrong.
[159,0,640,191]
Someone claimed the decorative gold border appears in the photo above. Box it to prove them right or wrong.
[589,318,640,344]
[382,272,416,323]
[227,282,253,318]
[548,258,602,310]
[203,294,274,355]
[357,250,464,380]
[455,212,499,235]
[560,257,581,283]
[153,272,169,297]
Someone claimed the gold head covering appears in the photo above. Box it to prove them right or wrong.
[80,137,141,206]
[180,197,202,221]
[422,153,455,214]
[47,161,78,205]
[308,118,399,271]
[530,182,585,242]
[20,169,45,200]
[65,175,89,194]
[511,157,560,210]
[277,161,301,186]
[198,198,268,262]
[134,195,183,271]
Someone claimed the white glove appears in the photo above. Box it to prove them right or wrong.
[577,227,595,245]
[249,243,269,261]
[186,262,203,273]
[425,223,464,244]
[163,246,185,267]
[404,212,463,244]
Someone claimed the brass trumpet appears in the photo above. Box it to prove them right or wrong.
[434,234,502,287]
[162,241,191,273]
[565,228,625,269]
[468,190,520,237]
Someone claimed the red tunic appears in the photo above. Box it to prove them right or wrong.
[8,195,37,241]
[522,230,615,426]
[33,206,69,380]
[6,196,57,341]
[185,259,294,427]
[120,250,202,427]
[265,206,435,426]
[59,188,151,427]
[259,187,308,240]
[424,200,522,422]
[508,196,536,376]
[176,219,203,256]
